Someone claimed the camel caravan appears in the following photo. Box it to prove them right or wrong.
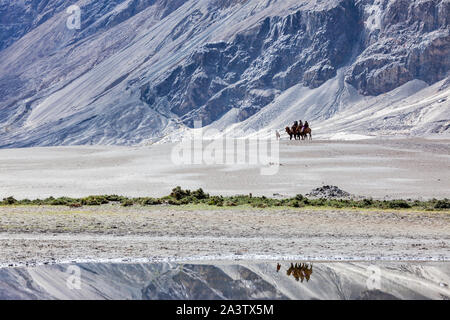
[277,262,314,283]
[285,120,312,141]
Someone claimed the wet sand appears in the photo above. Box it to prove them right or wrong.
[0,204,448,267]
[0,138,448,200]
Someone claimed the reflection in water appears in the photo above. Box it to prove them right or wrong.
[0,261,449,300]
[284,263,313,282]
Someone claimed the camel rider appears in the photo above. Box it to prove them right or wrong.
[304,121,309,130]
[299,120,304,133]
[293,121,298,131]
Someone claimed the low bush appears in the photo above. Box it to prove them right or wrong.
[121,200,134,207]
[168,198,182,206]
[2,196,17,205]
[387,200,411,209]
[289,200,301,208]
[192,188,209,200]
[2,187,449,211]
[208,196,223,206]
[170,186,191,200]
[50,197,73,206]
[141,198,162,206]
[81,196,109,206]
[434,199,450,209]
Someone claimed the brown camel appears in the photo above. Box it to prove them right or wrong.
[304,264,313,281]
[300,127,312,140]
[285,126,312,141]
[293,126,312,140]
[285,127,295,140]
[283,262,314,282]
[286,126,312,141]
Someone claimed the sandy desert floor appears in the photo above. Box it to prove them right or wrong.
[0,204,448,267]
[0,138,449,200]
[0,138,448,266]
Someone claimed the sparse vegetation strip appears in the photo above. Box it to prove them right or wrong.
[1,187,449,211]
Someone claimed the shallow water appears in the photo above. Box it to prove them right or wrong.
[1,261,449,300]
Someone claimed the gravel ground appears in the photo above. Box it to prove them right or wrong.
[0,204,448,267]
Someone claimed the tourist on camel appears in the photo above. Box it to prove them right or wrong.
[299,120,304,133]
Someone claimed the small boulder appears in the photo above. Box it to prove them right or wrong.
[307,185,351,199]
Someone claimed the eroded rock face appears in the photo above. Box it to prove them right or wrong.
[0,0,66,51]
[140,0,361,127]
[0,0,448,146]
[346,0,450,96]
[0,0,192,49]
[140,0,449,128]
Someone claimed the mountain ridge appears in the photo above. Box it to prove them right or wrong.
[0,0,449,148]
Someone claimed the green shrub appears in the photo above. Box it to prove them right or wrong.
[81,196,109,206]
[309,198,326,207]
[168,199,182,205]
[50,198,71,206]
[388,200,411,209]
[290,200,301,208]
[18,199,32,205]
[179,197,194,205]
[170,186,191,200]
[2,196,17,205]
[43,196,55,203]
[141,198,162,206]
[434,199,450,209]
[121,200,134,207]
[327,200,345,208]
[192,188,209,200]
[30,199,45,205]
[105,195,126,202]
[2,187,449,211]
[208,196,223,206]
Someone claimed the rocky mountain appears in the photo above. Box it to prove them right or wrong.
[0,0,449,147]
